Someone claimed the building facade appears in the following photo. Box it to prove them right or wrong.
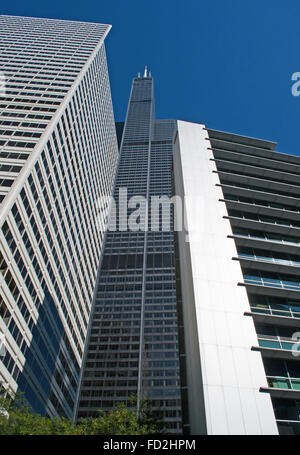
[0,15,118,417]
[77,68,300,435]
[78,89,300,435]
[76,71,185,434]
[174,121,300,435]
[1,15,300,435]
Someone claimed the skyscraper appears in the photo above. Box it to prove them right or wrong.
[0,15,118,417]
[76,70,184,433]
[1,15,300,436]
[206,127,300,435]
[174,122,300,434]
[78,70,300,435]
[174,123,278,435]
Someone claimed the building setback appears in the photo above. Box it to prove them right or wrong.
[0,16,118,417]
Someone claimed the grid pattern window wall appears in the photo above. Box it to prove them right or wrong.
[0,16,119,418]
[76,76,184,433]
[0,15,110,201]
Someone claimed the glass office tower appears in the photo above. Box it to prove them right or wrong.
[76,71,184,434]
[0,16,118,417]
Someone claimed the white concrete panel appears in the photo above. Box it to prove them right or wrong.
[223,387,246,435]
[206,385,229,435]
[238,388,262,435]
[202,344,222,386]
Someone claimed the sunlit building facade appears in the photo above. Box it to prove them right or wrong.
[174,122,300,435]
[0,15,118,417]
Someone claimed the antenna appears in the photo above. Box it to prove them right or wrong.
[143,65,147,78]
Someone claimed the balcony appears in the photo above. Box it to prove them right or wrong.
[249,302,300,319]
[246,311,300,328]
[253,346,297,360]
[235,256,300,277]
[215,168,300,200]
[226,215,300,238]
[230,234,300,256]
[241,282,300,299]
[243,274,300,292]
[260,375,300,399]
[218,182,300,209]
[221,198,300,222]
[245,300,300,327]
[240,269,300,302]
[206,129,277,153]
[213,158,300,189]
[211,147,300,177]
[252,336,300,360]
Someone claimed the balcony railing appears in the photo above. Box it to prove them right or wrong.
[239,253,300,268]
[244,276,300,291]
[258,337,297,352]
[250,303,300,320]
[234,231,300,247]
[267,375,300,390]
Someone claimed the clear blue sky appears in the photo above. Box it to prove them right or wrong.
[2,0,300,155]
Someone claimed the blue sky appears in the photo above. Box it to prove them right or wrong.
[2,0,300,155]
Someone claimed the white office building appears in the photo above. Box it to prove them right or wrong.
[174,120,300,435]
[0,15,118,417]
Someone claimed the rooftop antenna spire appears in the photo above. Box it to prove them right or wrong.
[143,65,148,78]
[137,72,141,78]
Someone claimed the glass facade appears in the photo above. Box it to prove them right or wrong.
[76,74,184,433]
[0,16,118,417]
